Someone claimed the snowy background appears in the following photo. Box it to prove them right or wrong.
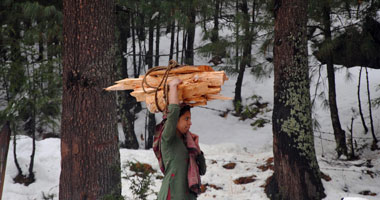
[3,26,380,200]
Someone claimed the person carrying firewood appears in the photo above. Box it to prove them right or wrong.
[153,78,207,200]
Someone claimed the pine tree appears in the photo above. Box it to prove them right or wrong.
[60,0,121,199]
[267,0,325,199]
[0,0,62,185]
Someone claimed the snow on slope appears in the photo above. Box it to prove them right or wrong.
[3,25,380,200]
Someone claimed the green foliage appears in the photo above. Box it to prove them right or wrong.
[0,1,62,137]
[122,161,156,200]
[235,95,271,128]
[251,118,270,128]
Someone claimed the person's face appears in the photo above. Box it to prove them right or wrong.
[177,111,192,134]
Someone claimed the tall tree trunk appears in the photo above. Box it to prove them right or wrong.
[235,0,239,71]
[365,67,378,148]
[211,0,220,45]
[357,67,368,133]
[181,30,187,64]
[27,101,36,184]
[138,39,142,75]
[169,20,175,60]
[267,0,326,199]
[60,0,121,199]
[234,0,251,114]
[131,13,138,78]
[117,9,139,149]
[145,18,156,149]
[176,23,180,62]
[322,4,348,157]
[185,2,196,65]
[155,15,160,66]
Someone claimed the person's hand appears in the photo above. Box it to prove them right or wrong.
[191,133,200,151]
[168,78,182,89]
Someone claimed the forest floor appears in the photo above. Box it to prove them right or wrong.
[3,65,380,200]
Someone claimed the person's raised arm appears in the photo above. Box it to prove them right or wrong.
[161,78,182,144]
[168,78,182,105]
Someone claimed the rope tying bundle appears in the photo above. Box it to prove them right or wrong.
[142,59,180,112]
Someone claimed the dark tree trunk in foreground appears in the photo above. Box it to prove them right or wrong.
[0,122,11,199]
[322,4,348,158]
[267,0,325,199]
[60,0,121,199]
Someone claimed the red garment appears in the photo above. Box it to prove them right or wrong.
[153,120,202,195]
[185,131,202,194]
[167,188,171,200]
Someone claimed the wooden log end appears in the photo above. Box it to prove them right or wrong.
[206,94,233,101]
[105,83,132,91]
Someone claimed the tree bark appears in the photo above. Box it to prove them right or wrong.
[60,0,121,199]
[267,0,326,199]
[0,122,11,200]
[185,2,196,65]
[322,4,348,157]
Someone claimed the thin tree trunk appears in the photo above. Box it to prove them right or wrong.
[138,38,142,76]
[185,3,196,65]
[117,9,139,149]
[27,99,36,184]
[211,0,220,45]
[357,67,368,133]
[267,0,326,199]
[155,15,160,66]
[60,0,121,199]
[12,126,22,177]
[322,4,348,157]
[145,17,156,149]
[348,115,355,159]
[176,23,180,62]
[131,13,138,78]
[234,0,251,114]
[169,20,175,60]
[365,67,378,148]
[181,30,187,64]
[235,0,239,71]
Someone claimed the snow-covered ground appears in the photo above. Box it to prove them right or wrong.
[3,25,380,199]
[3,66,380,200]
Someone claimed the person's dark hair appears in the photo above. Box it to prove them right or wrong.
[179,105,191,117]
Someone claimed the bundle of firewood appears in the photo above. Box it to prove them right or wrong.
[106,64,231,113]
